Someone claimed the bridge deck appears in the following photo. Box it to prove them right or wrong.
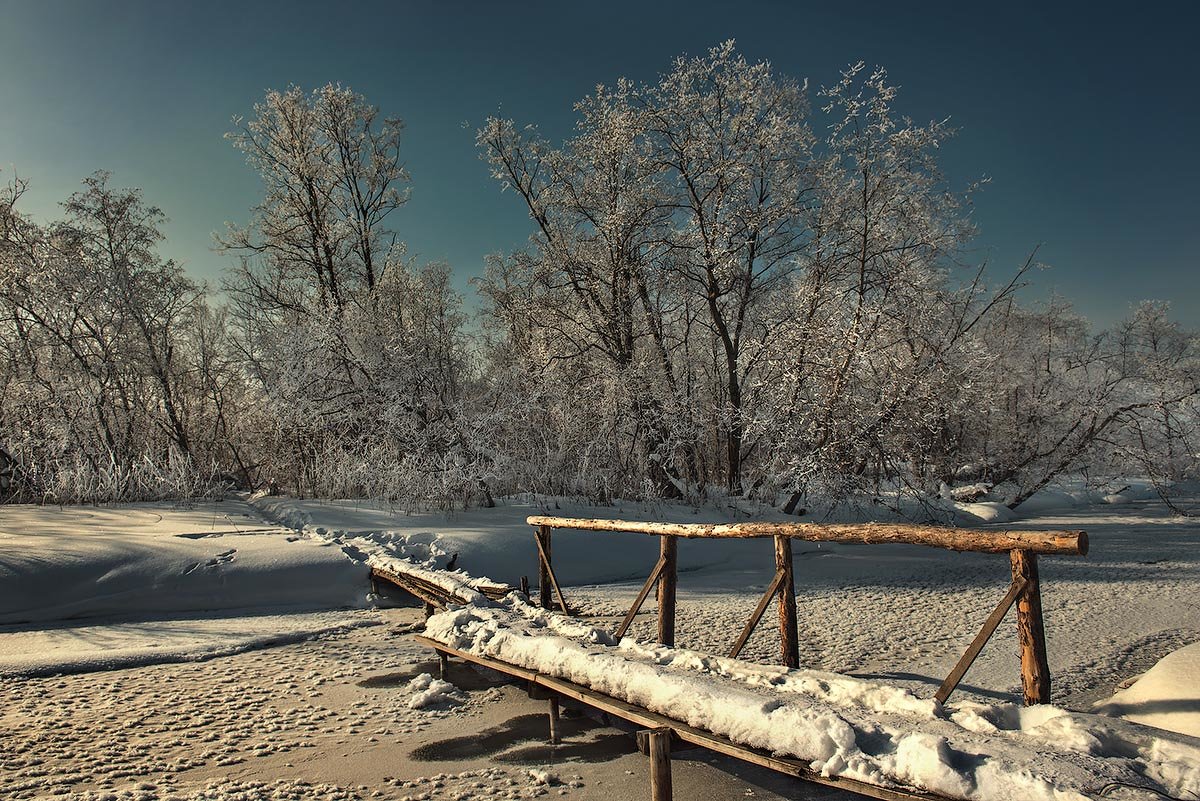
[412,634,949,801]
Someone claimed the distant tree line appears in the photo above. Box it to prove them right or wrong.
[1,43,1196,511]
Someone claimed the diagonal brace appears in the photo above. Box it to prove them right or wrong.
[615,556,668,640]
[935,576,1028,704]
[729,569,787,660]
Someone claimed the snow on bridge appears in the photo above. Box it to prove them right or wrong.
[368,516,1198,801]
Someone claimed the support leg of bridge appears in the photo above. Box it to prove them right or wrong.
[548,697,561,745]
[642,727,673,801]
[438,651,448,680]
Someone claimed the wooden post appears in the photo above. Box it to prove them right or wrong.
[438,651,449,680]
[423,601,435,619]
[657,535,678,647]
[1011,549,1050,705]
[548,697,561,745]
[775,535,799,669]
[646,727,673,801]
[537,525,552,609]
[520,575,530,598]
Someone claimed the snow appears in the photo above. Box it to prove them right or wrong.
[424,589,1200,801]
[404,672,467,709]
[0,500,368,625]
[1096,642,1200,738]
[2,490,1198,799]
[0,612,379,677]
[249,494,799,587]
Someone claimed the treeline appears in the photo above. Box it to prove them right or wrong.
[2,44,1196,510]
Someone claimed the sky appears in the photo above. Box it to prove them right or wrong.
[1,0,1197,327]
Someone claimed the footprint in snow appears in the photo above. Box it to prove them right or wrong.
[205,548,237,567]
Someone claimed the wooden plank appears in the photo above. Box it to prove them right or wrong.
[615,557,667,640]
[414,636,947,801]
[370,566,512,605]
[728,570,785,659]
[648,727,673,801]
[775,535,799,669]
[527,516,1087,555]
[935,577,1027,704]
[411,635,539,681]
[658,535,678,647]
[533,526,570,613]
[1011,550,1051,704]
[369,567,446,608]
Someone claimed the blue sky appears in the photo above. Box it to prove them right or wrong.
[2,0,1197,326]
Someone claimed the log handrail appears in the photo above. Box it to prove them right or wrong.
[525,515,1087,556]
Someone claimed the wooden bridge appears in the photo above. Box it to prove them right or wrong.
[376,514,1089,801]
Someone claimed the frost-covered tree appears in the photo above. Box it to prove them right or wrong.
[478,78,692,497]
[222,86,475,505]
[646,41,816,493]
[752,64,1020,511]
[0,172,227,501]
[221,84,409,310]
[978,299,1200,509]
[480,42,816,498]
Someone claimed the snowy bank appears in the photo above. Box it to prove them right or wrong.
[0,611,379,677]
[0,501,368,624]
[1096,642,1200,739]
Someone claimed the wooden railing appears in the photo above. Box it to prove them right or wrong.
[526,515,1088,706]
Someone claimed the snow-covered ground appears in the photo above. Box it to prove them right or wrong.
[1,491,1198,800]
[0,501,366,624]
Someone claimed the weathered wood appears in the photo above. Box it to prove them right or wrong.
[728,570,786,659]
[527,516,1087,555]
[658,535,678,647]
[438,651,448,680]
[533,525,570,613]
[935,577,1027,704]
[549,697,561,745]
[424,601,435,620]
[636,728,682,754]
[1011,549,1051,704]
[647,727,673,801]
[520,575,530,598]
[775,535,799,669]
[615,557,667,640]
[369,565,512,606]
[536,525,552,609]
[412,636,947,801]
